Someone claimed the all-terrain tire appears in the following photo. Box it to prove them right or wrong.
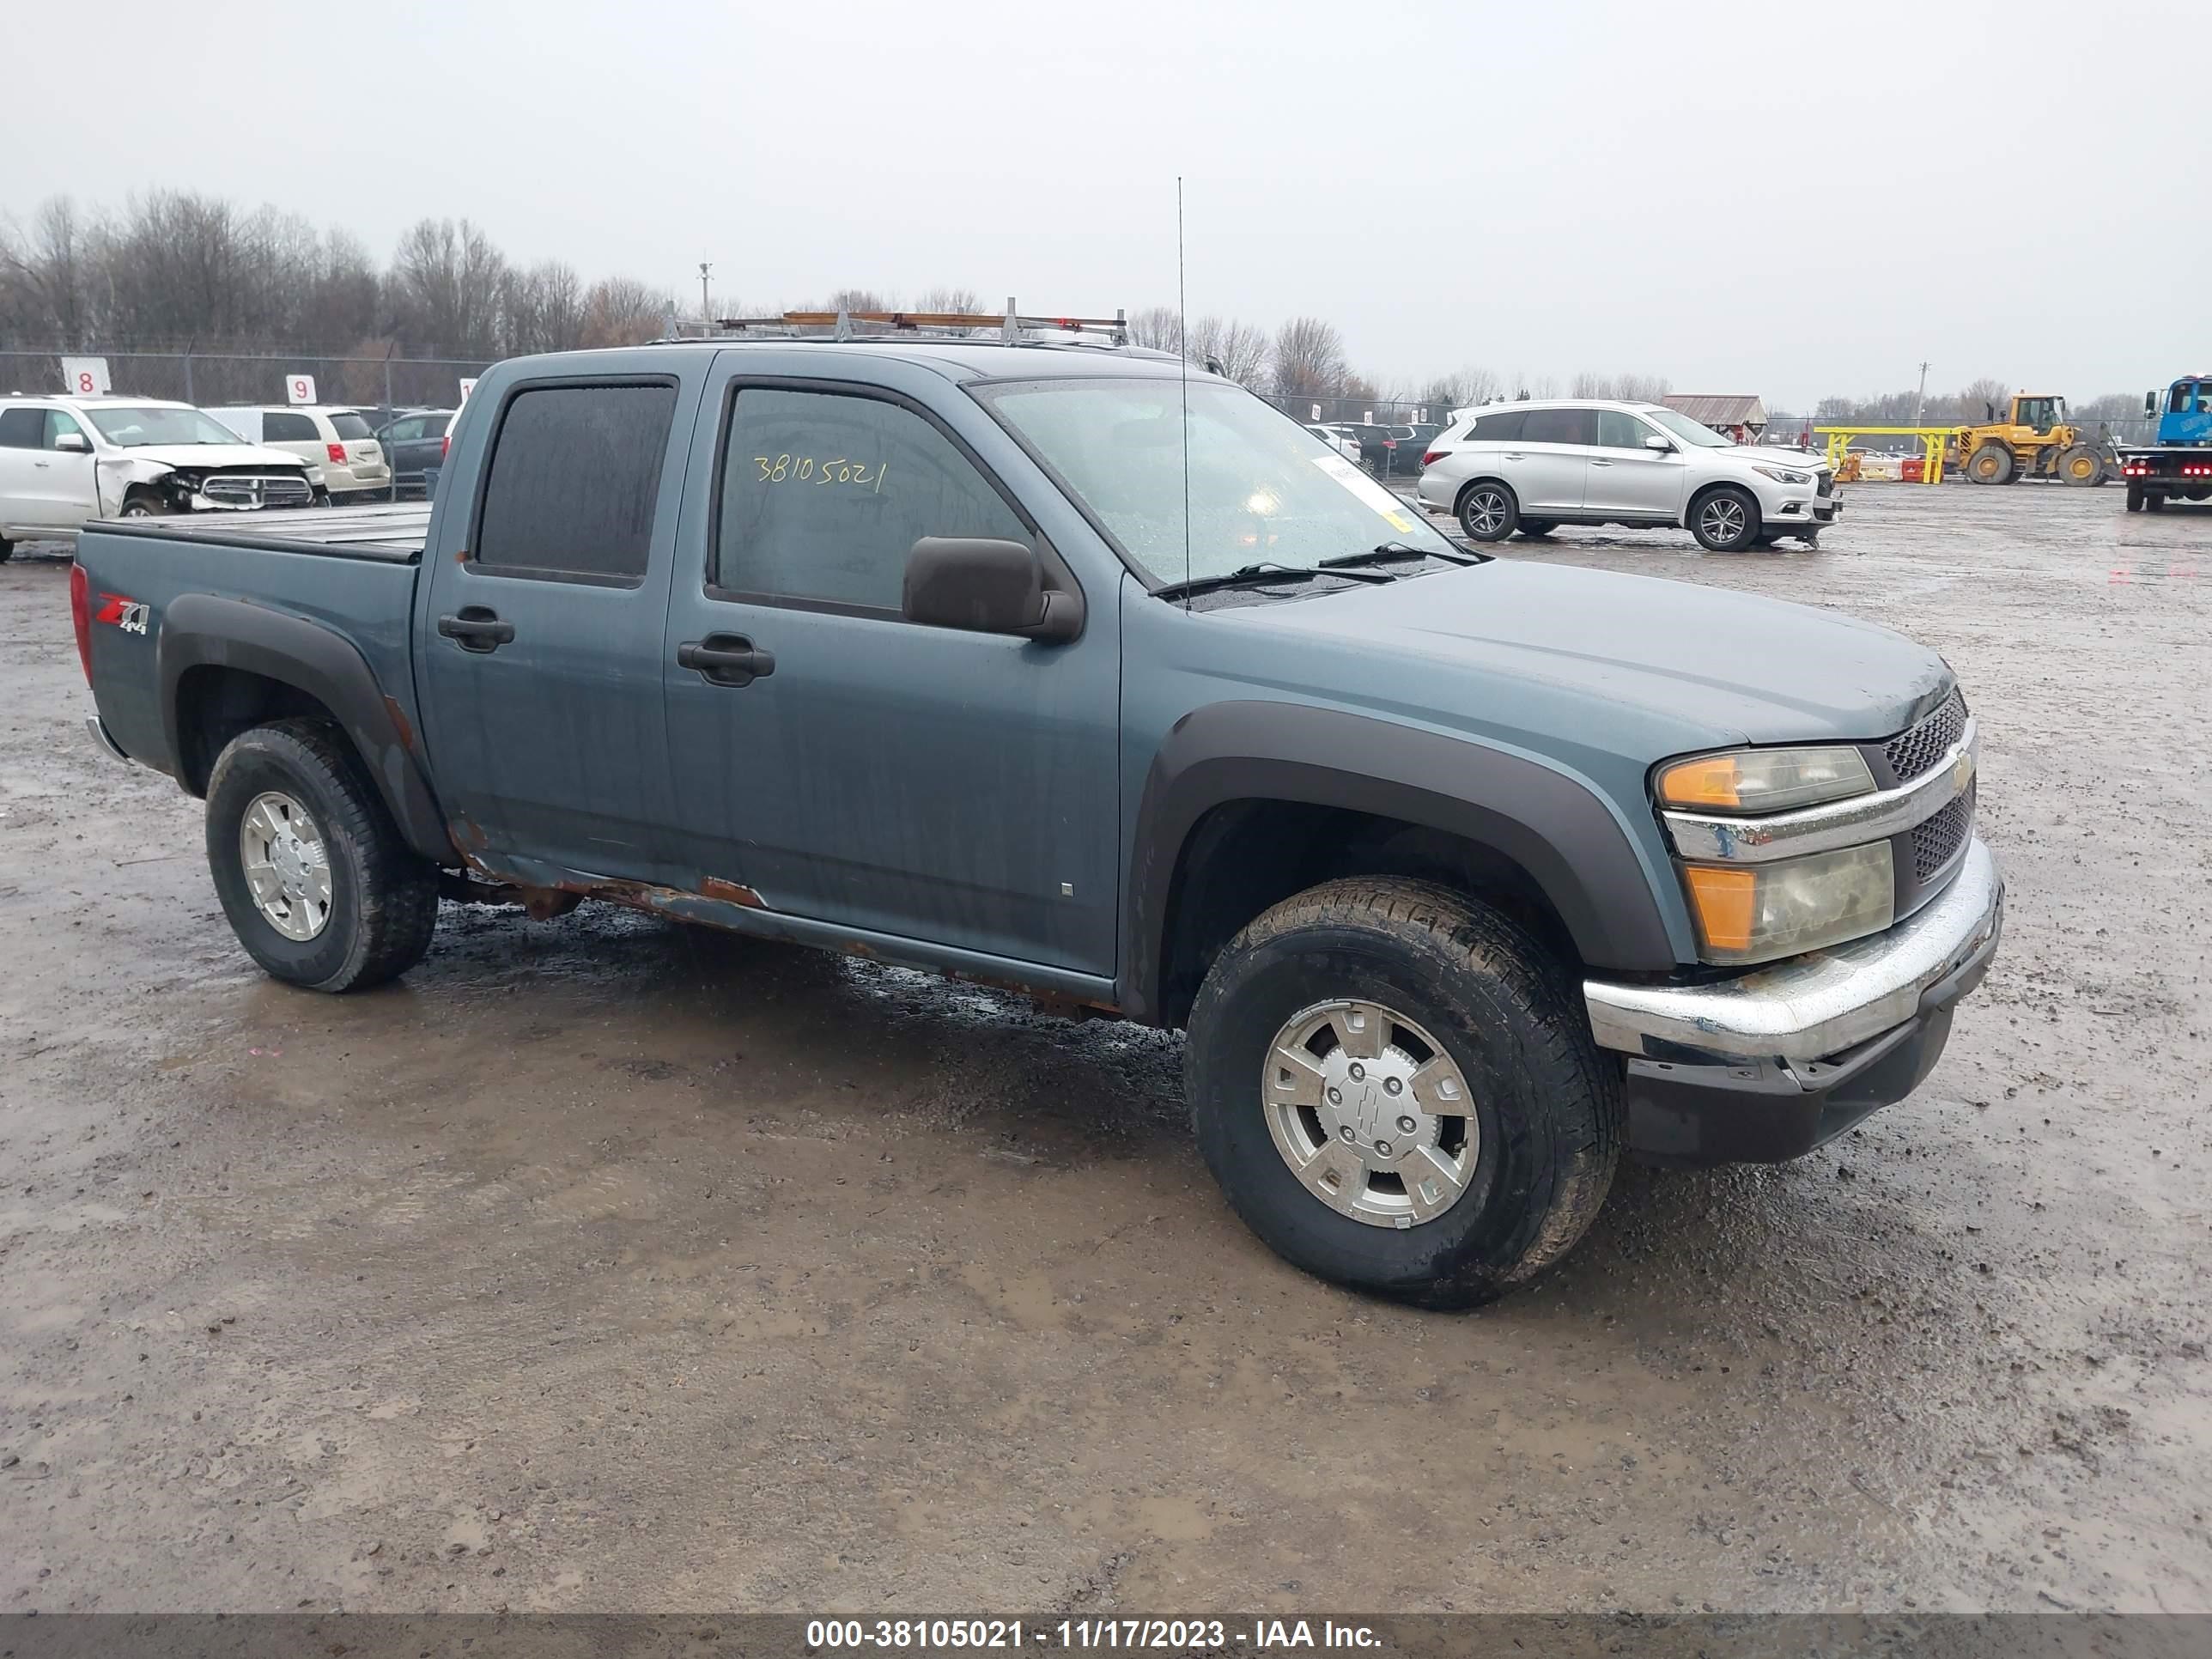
[1456,480,1520,542]
[1689,484,1761,551]
[1186,878,1621,1310]
[204,718,439,992]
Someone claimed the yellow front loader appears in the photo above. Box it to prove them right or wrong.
[1945,394,2108,485]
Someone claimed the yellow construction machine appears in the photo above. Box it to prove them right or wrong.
[1945,393,2108,485]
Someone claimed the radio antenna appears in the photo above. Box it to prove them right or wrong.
[1177,175,1192,610]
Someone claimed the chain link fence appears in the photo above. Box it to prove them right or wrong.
[2,348,491,415]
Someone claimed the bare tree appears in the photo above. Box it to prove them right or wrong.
[1188,316,1269,387]
[827,287,888,313]
[1127,304,1182,353]
[581,276,672,347]
[389,217,509,356]
[1270,316,1347,401]
[913,285,982,315]
[1957,376,2012,423]
[0,197,95,346]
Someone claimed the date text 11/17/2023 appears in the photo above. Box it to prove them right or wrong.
[753,454,887,489]
[802,1618,1383,1650]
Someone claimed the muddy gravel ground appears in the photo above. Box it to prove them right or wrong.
[1,484,2208,1618]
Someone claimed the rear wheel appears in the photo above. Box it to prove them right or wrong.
[1965,443,2014,485]
[1515,520,1557,538]
[0,536,12,563]
[2126,486,2144,513]
[1457,481,1519,542]
[1186,878,1620,1309]
[2146,493,2167,513]
[204,718,440,992]
[1690,485,1760,551]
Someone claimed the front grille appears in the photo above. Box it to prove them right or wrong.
[1816,473,1834,497]
[1885,688,1968,782]
[1911,782,1974,882]
[202,472,313,509]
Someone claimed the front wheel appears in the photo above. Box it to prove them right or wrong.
[204,718,440,992]
[2057,445,2101,486]
[1186,878,1621,1309]
[118,491,168,519]
[1457,481,1519,542]
[1690,485,1761,551]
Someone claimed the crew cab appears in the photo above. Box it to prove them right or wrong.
[0,394,320,561]
[72,331,2002,1307]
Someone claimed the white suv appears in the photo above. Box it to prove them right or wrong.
[0,395,319,557]
[1415,399,1839,551]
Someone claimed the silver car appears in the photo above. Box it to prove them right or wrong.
[1415,399,1840,551]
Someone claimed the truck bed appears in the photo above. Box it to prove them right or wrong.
[94,501,431,562]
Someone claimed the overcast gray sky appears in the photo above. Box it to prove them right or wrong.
[13,0,2208,408]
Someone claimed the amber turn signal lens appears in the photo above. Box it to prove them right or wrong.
[1657,756,1742,809]
[1682,866,1758,952]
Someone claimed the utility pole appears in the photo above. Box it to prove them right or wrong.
[698,261,713,329]
[1912,361,1930,426]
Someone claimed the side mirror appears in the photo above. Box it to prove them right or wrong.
[902,538,1082,642]
[1643,433,1674,452]
[53,431,90,453]
[2145,392,2158,420]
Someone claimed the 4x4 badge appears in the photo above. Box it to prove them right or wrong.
[94,593,150,635]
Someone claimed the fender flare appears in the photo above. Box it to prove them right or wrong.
[157,593,453,863]
[1119,702,1680,1021]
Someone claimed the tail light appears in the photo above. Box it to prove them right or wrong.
[325,442,347,464]
[441,433,451,459]
[1382,438,1397,449]
[1423,450,1445,465]
[70,562,93,684]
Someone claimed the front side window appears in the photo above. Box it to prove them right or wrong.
[976,377,1458,586]
[715,386,1027,611]
[384,416,425,442]
[1597,410,1655,448]
[1521,407,1595,446]
[474,382,677,581]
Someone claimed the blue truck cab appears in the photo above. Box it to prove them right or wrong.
[2119,376,2212,509]
[70,318,2003,1307]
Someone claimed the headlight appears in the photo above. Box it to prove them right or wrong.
[1656,745,1874,813]
[1751,465,1812,485]
[1681,842,1895,964]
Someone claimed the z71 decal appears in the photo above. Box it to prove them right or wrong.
[95,593,151,635]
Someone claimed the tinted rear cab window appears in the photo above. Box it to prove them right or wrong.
[473,382,678,582]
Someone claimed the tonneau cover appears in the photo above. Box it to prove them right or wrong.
[92,501,432,562]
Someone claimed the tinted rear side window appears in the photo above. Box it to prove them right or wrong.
[1522,408,1595,445]
[475,383,677,581]
[262,411,318,441]
[1470,410,1526,442]
[328,412,373,440]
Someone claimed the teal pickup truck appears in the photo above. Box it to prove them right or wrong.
[71,323,2002,1307]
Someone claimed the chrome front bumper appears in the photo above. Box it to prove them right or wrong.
[1584,836,2003,1063]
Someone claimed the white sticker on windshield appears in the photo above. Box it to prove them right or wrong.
[1313,453,1419,533]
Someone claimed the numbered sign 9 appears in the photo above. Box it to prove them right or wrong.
[286,374,318,405]
[61,356,112,398]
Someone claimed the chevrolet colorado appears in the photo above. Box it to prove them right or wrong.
[72,334,2002,1306]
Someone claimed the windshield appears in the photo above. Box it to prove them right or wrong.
[85,405,252,447]
[1644,407,1735,448]
[976,378,1459,585]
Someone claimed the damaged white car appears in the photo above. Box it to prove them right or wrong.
[0,395,322,559]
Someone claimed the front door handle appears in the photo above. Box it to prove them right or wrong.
[437,607,515,652]
[678,634,775,688]
[1590,458,1615,466]
[1502,452,1525,460]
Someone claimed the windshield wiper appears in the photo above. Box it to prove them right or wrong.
[1153,561,1396,602]
[1322,541,1480,570]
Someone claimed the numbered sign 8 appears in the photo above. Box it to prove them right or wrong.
[287,374,318,405]
[61,356,112,398]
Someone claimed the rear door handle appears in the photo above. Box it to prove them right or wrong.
[1502,452,1525,460]
[1590,459,1615,466]
[437,607,515,652]
[678,634,775,688]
